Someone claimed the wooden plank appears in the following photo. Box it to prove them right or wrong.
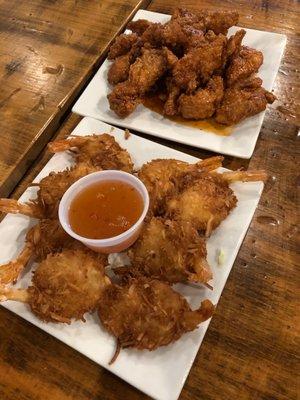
[0,0,150,197]
[0,1,299,400]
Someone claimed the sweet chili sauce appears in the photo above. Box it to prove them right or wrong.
[69,180,144,239]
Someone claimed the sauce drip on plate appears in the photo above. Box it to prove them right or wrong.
[142,96,233,136]
[69,180,144,239]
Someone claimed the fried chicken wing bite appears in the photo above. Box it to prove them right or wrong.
[163,78,181,116]
[108,40,143,85]
[124,217,212,284]
[171,7,205,31]
[226,46,263,87]
[137,156,223,214]
[166,169,267,236]
[178,76,224,119]
[201,10,239,35]
[127,19,153,36]
[107,81,141,118]
[48,134,134,173]
[108,33,138,60]
[140,23,165,47]
[0,250,110,323]
[233,75,263,89]
[172,33,227,92]
[108,48,167,117]
[226,29,246,60]
[98,278,214,362]
[107,53,132,85]
[215,87,276,125]
[182,25,205,51]
[129,48,167,92]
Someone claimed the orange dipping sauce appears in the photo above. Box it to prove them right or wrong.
[69,180,144,240]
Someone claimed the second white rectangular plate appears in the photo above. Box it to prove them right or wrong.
[72,9,286,159]
[0,117,264,400]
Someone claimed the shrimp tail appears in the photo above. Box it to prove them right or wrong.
[221,170,268,183]
[0,199,43,218]
[48,137,87,153]
[0,245,33,285]
[0,286,29,303]
[195,156,224,172]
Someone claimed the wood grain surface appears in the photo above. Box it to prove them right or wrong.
[0,1,299,400]
[0,0,150,197]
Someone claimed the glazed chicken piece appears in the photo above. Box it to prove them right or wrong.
[108,48,167,117]
[98,278,214,363]
[0,250,110,324]
[226,46,263,87]
[124,217,212,284]
[107,53,132,85]
[215,87,276,125]
[201,10,239,35]
[129,48,167,92]
[0,164,99,220]
[166,170,267,236]
[226,29,246,61]
[171,7,205,31]
[182,25,205,51]
[137,156,223,215]
[172,33,227,92]
[108,40,143,85]
[163,78,181,116]
[141,20,195,55]
[107,81,141,118]
[178,76,224,119]
[140,22,165,47]
[48,134,134,173]
[233,75,263,89]
[108,33,138,59]
[127,19,153,36]
[171,8,238,35]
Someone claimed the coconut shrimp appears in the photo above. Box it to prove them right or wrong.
[0,249,110,323]
[98,278,214,363]
[166,169,267,236]
[0,164,99,220]
[0,219,76,285]
[48,134,134,173]
[137,156,224,215]
[122,217,212,284]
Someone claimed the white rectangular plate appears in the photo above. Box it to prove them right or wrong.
[0,117,264,400]
[72,9,286,159]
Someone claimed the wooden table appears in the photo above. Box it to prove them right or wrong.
[0,0,149,197]
[0,1,299,400]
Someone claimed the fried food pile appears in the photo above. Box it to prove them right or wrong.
[0,133,267,363]
[107,8,276,125]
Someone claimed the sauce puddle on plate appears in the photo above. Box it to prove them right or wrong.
[69,180,144,239]
[142,96,233,136]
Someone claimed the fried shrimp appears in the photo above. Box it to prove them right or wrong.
[98,278,214,362]
[166,169,267,236]
[137,156,223,214]
[0,219,76,285]
[48,134,134,173]
[0,249,110,323]
[124,217,212,284]
[0,164,99,220]
[0,198,44,219]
